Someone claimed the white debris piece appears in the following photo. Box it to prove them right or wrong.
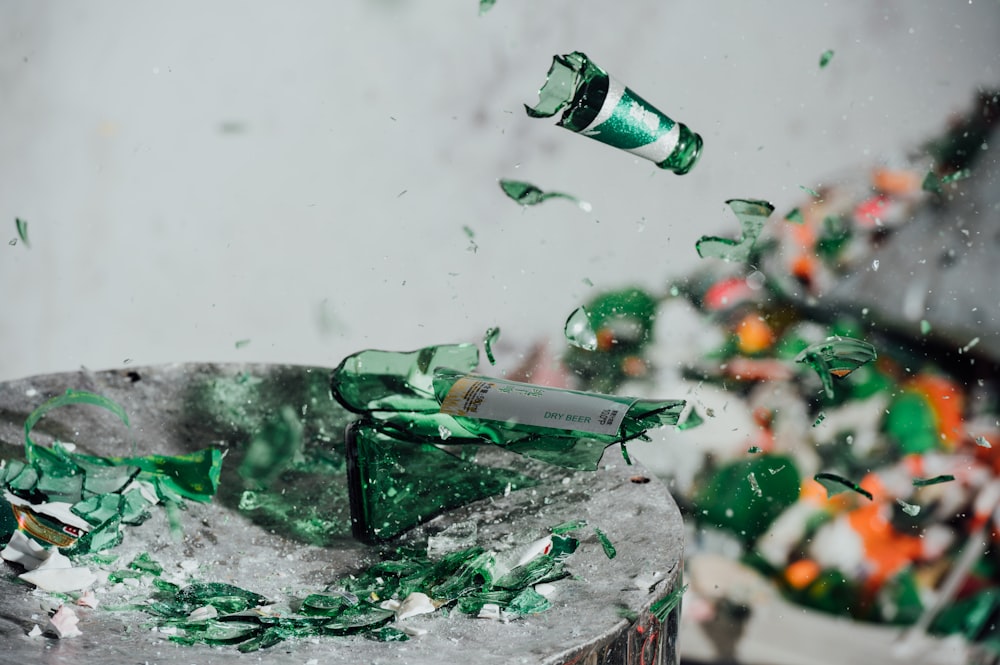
[1,530,51,569]
[395,592,437,620]
[516,536,553,566]
[47,605,82,639]
[477,603,504,621]
[400,625,428,637]
[27,624,42,638]
[76,590,99,609]
[187,605,218,622]
[20,565,98,593]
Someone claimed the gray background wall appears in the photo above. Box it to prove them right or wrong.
[2,1,998,381]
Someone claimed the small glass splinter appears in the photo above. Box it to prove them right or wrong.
[814,472,873,501]
[819,49,835,69]
[795,336,877,399]
[912,475,955,487]
[483,327,501,365]
[696,199,775,263]
[15,217,29,248]
[564,306,598,351]
[499,179,591,211]
[525,51,703,175]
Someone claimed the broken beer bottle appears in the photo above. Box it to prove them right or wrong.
[526,51,703,175]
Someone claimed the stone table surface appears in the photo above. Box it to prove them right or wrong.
[0,363,684,665]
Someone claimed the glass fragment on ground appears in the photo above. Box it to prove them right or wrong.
[695,199,775,263]
[498,179,591,211]
[525,51,702,174]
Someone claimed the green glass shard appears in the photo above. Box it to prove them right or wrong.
[650,584,687,622]
[747,446,762,454]
[175,582,268,615]
[498,179,591,211]
[920,319,932,335]
[564,306,598,351]
[369,626,409,642]
[912,474,955,487]
[525,51,702,175]
[478,0,496,15]
[812,412,826,428]
[678,407,704,431]
[431,549,495,599]
[922,168,971,193]
[785,207,804,224]
[330,344,479,413]
[550,519,587,535]
[896,498,921,516]
[72,493,123,526]
[346,419,537,543]
[695,199,775,263]
[234,339,251,349]
[484,327,501,365]
[507,588,551,615]
[800,185,821,198]
[795,336,878,399]
[819,49,834,68]
[493,555,563,590]
[594,527,616,559]
[129,552,164,576]
[15,217,29,248]
[814,472,873,500]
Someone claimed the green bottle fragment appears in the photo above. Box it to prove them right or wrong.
[678,407,704,431]
[920,319,932,335]
[650,584,687,622]
[922,168,971,193]
[434,368,685,470]
[499,179,591,211]
[345,419,536,543]
[525,51,703,175]
[484,326,501,365]
[129,552,164,576]
[812,412,826,428]
[695,199,775,263]
[785,207,804,224]
[369,626,409,642]
[795,336,877,399]
[747,446,762,454]
[493,555,565,590]
[814,472,873,500]
[912,474,955,487]
[234,338,251,349]
[478,0,496,15]
[594,527,616,559]
[564,306,598,351]
[431,548,495,599]
[800,185,821,198]
[15,217,29,248]
[330,344,480,413]
[507,587,552,615]
[550,519,587,535]
[818,49,834,68]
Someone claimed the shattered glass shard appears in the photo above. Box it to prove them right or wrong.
[14,217,29,248]
[594,527,616,559]
[484,327,501,365]
[695,199,775,263]
[525,51,702,174]
[784,207,804,224]
[498,179,591,211]
[819,49,834,68]
[814,472,873,500]
[564,306,598,351]
[912,475,955,487]
[896,498,921,516]
[478,0,497,15]
[794,336,878,399]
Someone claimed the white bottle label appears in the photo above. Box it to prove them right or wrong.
[439,375,633,436]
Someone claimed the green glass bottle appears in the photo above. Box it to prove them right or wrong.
[526,51,703,175]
